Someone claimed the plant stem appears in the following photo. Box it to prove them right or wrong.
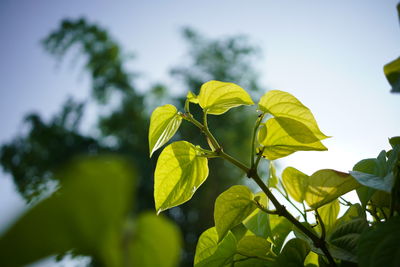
[315,209,326,240]
[250,114,264,168]
[275,186,308,223]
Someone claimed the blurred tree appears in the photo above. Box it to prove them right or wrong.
[0,18,264,266]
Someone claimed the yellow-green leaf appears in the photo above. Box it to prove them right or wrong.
[194,227,237,267]
[317,199,340,235]
[128,213,182,267]
[258,119,327,160]
[198,80,254,115]
[258,90,328,140]
[214,185,257,241]
[187,91,199,104]
[282,167,308,203]
[236,235,273,261]
[305,169,360,209]
[149,104,182,157]
[154,141,209,213]
[282,167,360,209]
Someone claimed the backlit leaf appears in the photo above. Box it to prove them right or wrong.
[154,141,209,213]
[128,213,182,267]
[149,104,182,157]
[282,167,308,203]
[214,185,257,241]
[194,227,237,267]
[269,215,292,254]
[258,119,327,160]
[305,169,360,209]
[198,80,254,115]
[0,156,135,267]
[317,199,339,235]
[243,192,271,239]
[187,91,199,104]
[258,90,328,140]
[236,235,273,260]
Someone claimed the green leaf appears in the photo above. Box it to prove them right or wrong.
[187,91,199,104]
[236,235,273,260]
[282,167,308,203]
[154,141,209,213]
[384,57,400,93]
[358,217,400,267]
[274,238,310,267]
[305,169,360,209]
[328,218,369,263]
[194,227,237,267]
[268,161,278,188]
[350,151,395,192]
[0,156,135,267]
[128,213,181,267]
[214,185,257,241]
[317,199,340,235]
[243,192,271,239]
[269,215,292,254]
[149,104,182,157]
[258,118,327,160]
[198,80,254,115]
[258,90,328,140]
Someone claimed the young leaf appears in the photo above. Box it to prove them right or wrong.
[258,90,328,140]
[154,141,209,213]
[274,238,310,267]
[198,80,254,115]
[0,156,135,267]
[358,216,400,267]
[268,161,278,188]
[194,227,237,267]
[384,57,400,93]
[258,119,327,160]
[282,167,308,203]
[128,213,182,267]
[187,91,199,104]
[305,169,360,209]
[149,104,182,157]
[214,185,257,241]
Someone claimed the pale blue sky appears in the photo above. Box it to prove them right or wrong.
[0,0,399,236]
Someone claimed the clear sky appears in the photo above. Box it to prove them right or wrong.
[0,0,399,239]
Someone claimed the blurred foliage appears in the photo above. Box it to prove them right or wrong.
[0,18,263,266]
[0,155,182,267]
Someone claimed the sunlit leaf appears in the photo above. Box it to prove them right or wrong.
[358,216,400,267]
[268,161,278,188]
[305,169,360,209]
[274,238,310,267]
[258,119,327,160]
[214,185,257,241]
[0,156,135,267]
[149,104,182,157]
[128,213,181,267]
[198,80,254,115]
[317,199,339,235]
[258,90,328,140]
[384,57,400,93]
[154,141,209,213]
[282,167,308,203]
[194,227,237,267]
[187,91,199,104]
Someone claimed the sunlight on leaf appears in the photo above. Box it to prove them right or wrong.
[258,119,327,160]
[154,141,209,213]
[282,167,308,203]
[214,185,257,241]
[198,80,254,115]
[149,104,182,157]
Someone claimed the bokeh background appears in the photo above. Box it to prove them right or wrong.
[1,0,399,266]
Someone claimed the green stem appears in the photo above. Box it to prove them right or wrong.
[276,187,308,223]
[219,150,250,173]
[250,114,264,168]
